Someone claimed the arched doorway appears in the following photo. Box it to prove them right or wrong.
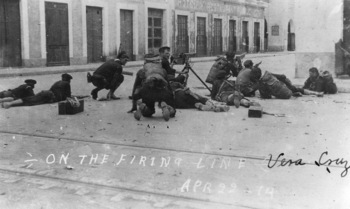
[264,19,268,51]
[287,20,295,51]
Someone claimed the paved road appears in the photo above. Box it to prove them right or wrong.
[0,55,350,209]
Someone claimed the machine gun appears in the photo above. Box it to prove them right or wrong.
[171,53,212,93]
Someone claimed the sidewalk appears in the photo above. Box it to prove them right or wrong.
[0,52,291,78]
[1,52,349,92]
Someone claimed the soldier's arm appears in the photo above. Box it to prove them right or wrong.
[66,83,72,98]
[303,78,311,89]
[26,87,35,96]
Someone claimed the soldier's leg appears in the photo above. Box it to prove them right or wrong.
[0,91,13,99]
[129,69,145,99]
[107,74,124,100]
[303,89,324,97]
[2,99,24,109]
[141,100,156,117]
[259,82,272,99]
[259,72,292,99]
[0,97,14,103]
[174,90,207,109]
[134,100,156,121]
[170,74,187,86]
[91,74,107,100]
[160,101,176,121]
[273,74,301,93]
[270,81,292,99]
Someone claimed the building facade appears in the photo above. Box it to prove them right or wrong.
[0,0,268,68]
[173,0,267,56]
[265,0,344,77]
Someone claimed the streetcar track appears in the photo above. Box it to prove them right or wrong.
[0,167,248,208]
[0,130,344,168]
[0,130,267,161]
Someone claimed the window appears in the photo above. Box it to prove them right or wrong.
[272,25,279,36]
[148,9,163,53]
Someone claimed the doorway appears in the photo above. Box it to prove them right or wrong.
[45,2,70,66]
[0,0,22,67]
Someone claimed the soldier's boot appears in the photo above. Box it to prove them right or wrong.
[195,103,215,111]
[227,91,242,108]
[87,72,92,83]
[134,102,146,121]
[303,89,324,97]
[2,99,24,109]
[240,99,261,108]
[160,102,176,121]
[160,102,171,121]
[91,88,102,100]
[213,105,230,112]
[107,91,120,100]
[317,92,324,97]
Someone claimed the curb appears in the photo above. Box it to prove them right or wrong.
[0,53,291,78]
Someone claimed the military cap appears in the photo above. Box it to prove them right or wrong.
[24,79,37,85]
[62,73,73,81]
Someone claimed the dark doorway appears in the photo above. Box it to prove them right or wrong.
[344,0,350,46]
[0,0,22,67]
[342,0,350,75]
[228,20,237,53]
[120,9,133,60]
[264,19,268,51]
[213,18,222,55]
[242,21,249,53]
[287,20,295,51]
[86,6,103,63]
[148,9,163,54]
[254,22,260,52]
[45,2,70,66]
[196,17,207,57]
[177,15,189,54]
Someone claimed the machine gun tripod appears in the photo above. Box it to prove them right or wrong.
[171,53,212,93]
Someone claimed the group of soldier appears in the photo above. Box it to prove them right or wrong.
[0,73,72,109]
[0,47,338,122]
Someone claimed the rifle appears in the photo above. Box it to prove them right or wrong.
[118,43,122,56]
[337,44,350,56]
[254,61,262,68]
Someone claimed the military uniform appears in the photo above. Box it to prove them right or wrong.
[161,57,186,84]
[92,59,124,91]
[0,79,36,99]
[258,71,293,99]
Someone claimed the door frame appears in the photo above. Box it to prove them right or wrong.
[0,0,22,67]
[86,6,103,63]
[40,0,73,61]
[254,22,260,53]
[82,0,108,59]
[242,20,249,53]
[174,10,190,54]
[116,3,138,59]
[228,18,238,53]
[195,12,209,56]
[212,17,223,55]
[144,2,170,54]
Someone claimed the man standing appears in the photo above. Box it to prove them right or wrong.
[88,51,129,100]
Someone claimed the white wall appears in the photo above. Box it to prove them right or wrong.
[295,0,343,53]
